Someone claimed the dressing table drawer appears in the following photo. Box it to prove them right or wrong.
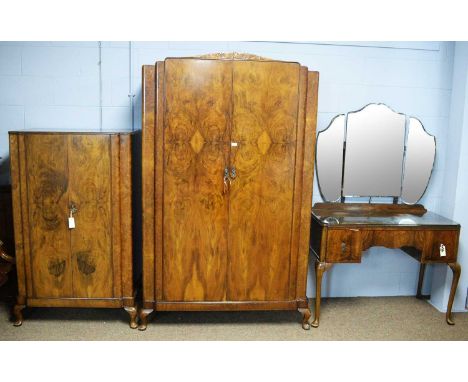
[326,229,362,263]
[424,230,459,263]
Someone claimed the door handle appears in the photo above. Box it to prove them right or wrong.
[223,167,237,195]
[69,203,78,215]
[223,168,231,195]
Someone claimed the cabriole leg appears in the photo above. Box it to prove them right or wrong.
[446,262,461,325]
[124,306,138,329]
[311,261,332,328]
[138,308,154,331]
[299,307,311,330]
[13,304,25,327]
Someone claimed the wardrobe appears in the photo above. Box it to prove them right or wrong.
[140,53,319,330]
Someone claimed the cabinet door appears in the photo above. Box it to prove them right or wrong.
[68,135,113,298]
[162,59,232,301]
[25,134,73,298]
[228,60,301,301]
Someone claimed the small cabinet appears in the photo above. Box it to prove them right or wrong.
[9,131,138,328]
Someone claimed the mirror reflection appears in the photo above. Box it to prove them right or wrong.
[316,115,345,202]
[343,104,406,197]
[316,103,436,204]
[401,118,436,204]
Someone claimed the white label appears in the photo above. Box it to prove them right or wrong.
[231,142,238,147]
[68,217,75,229]
[440,244,446,257]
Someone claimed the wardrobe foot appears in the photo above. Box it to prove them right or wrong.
[138,308,153,331]
[124,306,138,329]
[13,304,25,327]
[299,308,311,330]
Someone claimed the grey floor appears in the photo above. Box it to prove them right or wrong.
[1,296,467,340]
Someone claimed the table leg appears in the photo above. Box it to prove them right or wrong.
[311,261,332,328]
[416,263,427,299]
[446,262,461,325]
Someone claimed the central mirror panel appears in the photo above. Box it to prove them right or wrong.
[342,104,406,197]
[316,103,436,204]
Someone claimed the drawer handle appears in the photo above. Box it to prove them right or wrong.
[439,244,447,257]
[341,242,347,253]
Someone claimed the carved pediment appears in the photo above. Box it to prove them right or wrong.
[196,52,272,61]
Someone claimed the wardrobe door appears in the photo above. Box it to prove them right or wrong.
[68,135,113,298]
[228,60,301,301]
[25,134,73,298]
[162,59,232,301]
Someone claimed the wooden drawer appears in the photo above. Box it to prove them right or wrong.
[424,230,459,263]
[326,229,362,263]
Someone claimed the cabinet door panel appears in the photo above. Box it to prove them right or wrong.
[228,60,300,301]
[69,135,113,298]
[162,59,232,301]
[25,134,72,298]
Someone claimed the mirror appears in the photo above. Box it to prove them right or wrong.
[343,104,406,197]
[316,103,436,204]
[316,115,345,202]
[401,117,436,204]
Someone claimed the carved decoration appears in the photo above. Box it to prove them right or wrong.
[196,52,272,61]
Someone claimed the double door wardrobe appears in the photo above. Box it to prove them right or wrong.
[139,53,319,330]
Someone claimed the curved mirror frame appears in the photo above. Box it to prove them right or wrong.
[316,103,436,204]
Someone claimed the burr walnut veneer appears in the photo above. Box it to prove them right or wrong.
[140,54,319,329]
[310,203,461,327]
[9,131,138,328]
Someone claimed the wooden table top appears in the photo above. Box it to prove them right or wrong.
[312,203,459,228]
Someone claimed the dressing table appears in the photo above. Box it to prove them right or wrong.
[309,104,461,328]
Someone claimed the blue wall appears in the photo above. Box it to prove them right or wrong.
[431,42,468,312]
[0,41,464,308]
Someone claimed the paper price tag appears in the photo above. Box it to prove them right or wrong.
[439,244,446,257]
[68,217,75,229]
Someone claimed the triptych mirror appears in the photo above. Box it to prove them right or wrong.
[316,103,436,204]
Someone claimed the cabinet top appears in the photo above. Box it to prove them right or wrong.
[9,129,136,135]
[147,52,307,67]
